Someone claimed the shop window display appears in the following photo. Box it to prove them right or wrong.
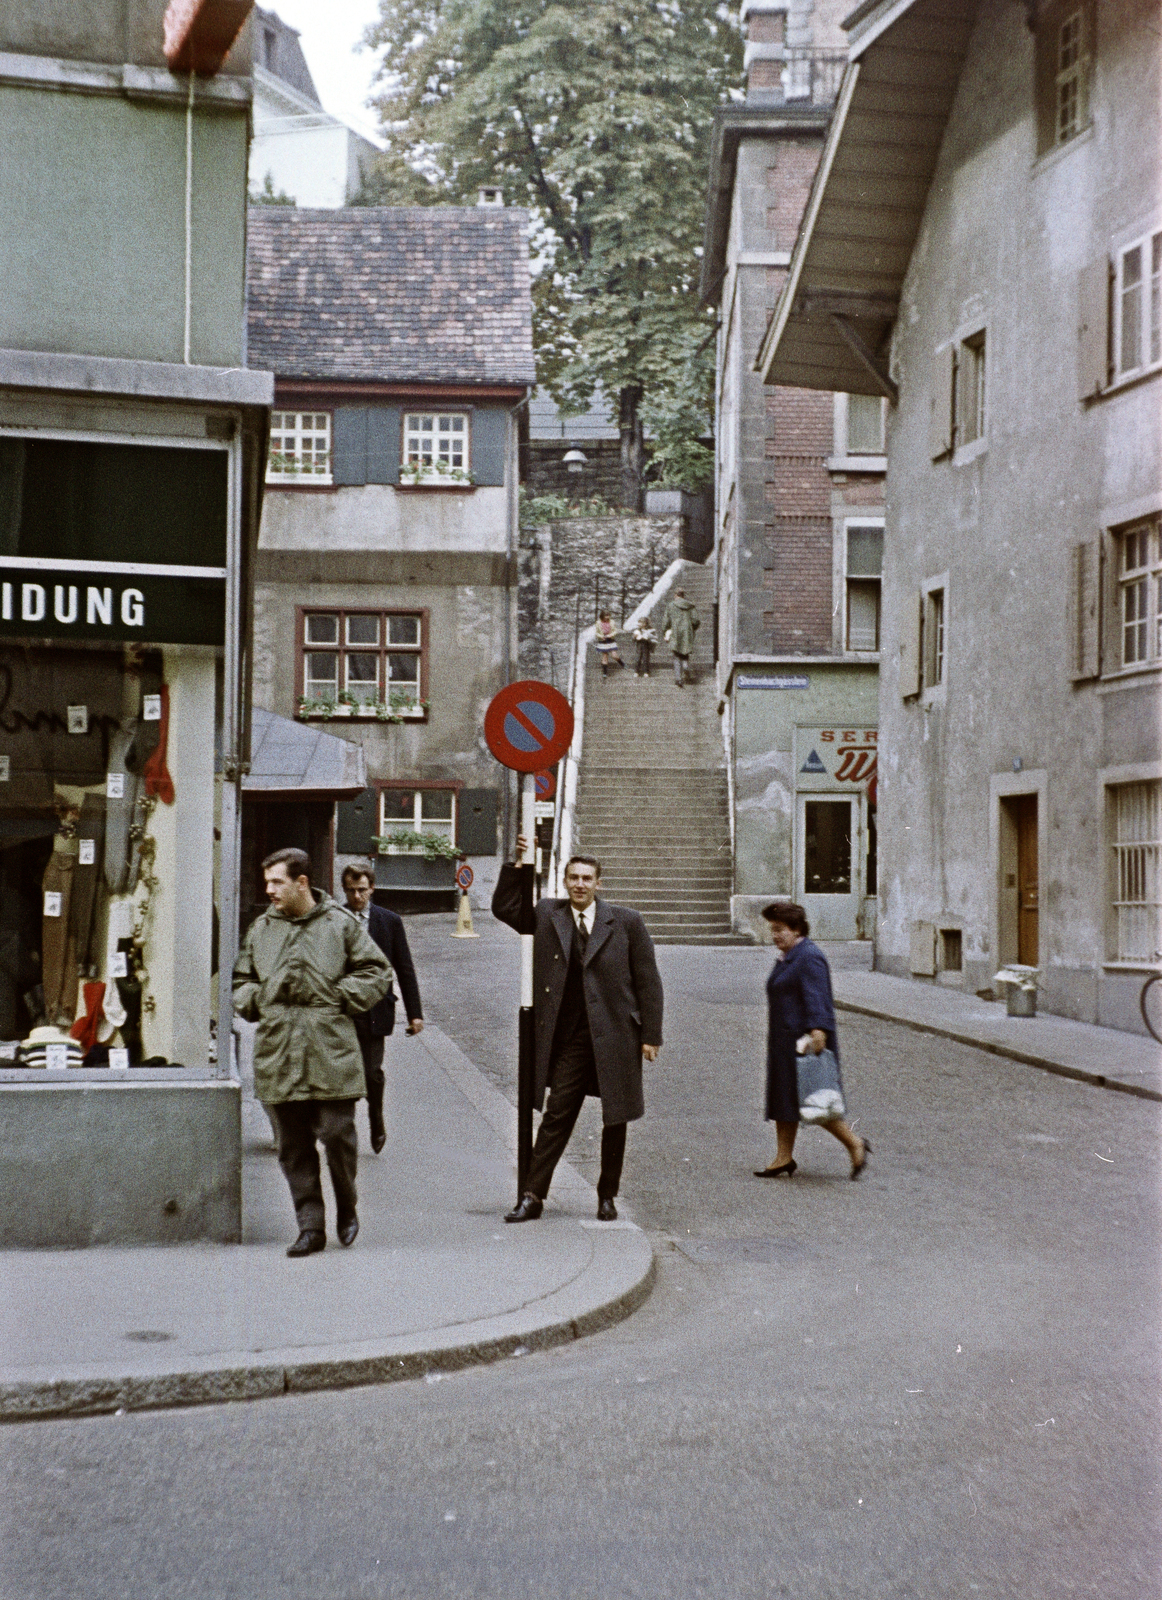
[0,641,187,1067]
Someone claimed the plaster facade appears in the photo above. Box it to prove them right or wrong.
[873,0,1161,1029]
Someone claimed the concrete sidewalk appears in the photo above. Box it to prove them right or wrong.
[828,964,1161,1101]
[0,1027,653,1423]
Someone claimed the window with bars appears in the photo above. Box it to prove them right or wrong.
[267,412,332,484]
[299,610,425,715]
[845,523,883,652]
[1117,519,1161,669]
[1111,781,1162,963]
[1115,231,1162,380]
[402,413,469,479]
[379,788,456,853]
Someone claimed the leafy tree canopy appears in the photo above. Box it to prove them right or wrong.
[360,0,742,503]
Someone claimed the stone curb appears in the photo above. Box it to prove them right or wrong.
[834,999,1162,1103]
[0,1242,655,1424]
[0,1024,657,1424]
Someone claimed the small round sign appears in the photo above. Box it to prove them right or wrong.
[455,863,474,891]
[484,681,574,774]
[534,770,557,802]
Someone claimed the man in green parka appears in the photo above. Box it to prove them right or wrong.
[662,587,701,686]
[233,847,392,1257]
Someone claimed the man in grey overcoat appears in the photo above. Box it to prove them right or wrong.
[492,845,663,1222]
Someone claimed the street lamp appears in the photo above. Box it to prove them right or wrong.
[562,447,587,474]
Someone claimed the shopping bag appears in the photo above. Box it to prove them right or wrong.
[797,1046,845,1124]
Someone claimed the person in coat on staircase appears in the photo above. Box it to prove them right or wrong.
[233,848,392,1257]
[663,588,700,686]
[492,842,663,1223]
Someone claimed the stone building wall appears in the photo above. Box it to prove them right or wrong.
[518,513,682,687]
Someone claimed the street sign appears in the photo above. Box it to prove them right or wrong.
[483,681,574,774]
[534,769,557,801]
[455,862,474,891]
[534,801,555,820]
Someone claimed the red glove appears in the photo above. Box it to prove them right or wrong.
[143,684,175,805]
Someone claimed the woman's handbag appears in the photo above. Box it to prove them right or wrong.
[797,1043,846,1124]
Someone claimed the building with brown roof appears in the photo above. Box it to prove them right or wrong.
[248,201,535,905]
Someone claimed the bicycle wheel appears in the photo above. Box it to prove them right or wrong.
[1141,974,1162,1043]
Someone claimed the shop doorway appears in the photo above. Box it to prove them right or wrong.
[796,795,862,940]
[999,793,1039,966]
[240,799,336,934]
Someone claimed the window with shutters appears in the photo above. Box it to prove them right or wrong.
[958,331,987,446]
[845,522,883,652]
[267,412,332,484]
[296,608,427,719]
[1115,519,1161,670]
[1114,231,1162,382]
[1035,1,1093,156]
[401,413,471,484]
[1109,780,1162,963]
[378,786,457,854]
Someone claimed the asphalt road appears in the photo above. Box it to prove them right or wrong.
[3,916,1159,1599]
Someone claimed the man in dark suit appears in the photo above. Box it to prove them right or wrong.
[341,864,424,1154]
[492,844,663,1222]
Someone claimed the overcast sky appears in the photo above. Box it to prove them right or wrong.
[264,1,386,141]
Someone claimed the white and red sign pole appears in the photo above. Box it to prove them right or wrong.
[484,682,575,1200]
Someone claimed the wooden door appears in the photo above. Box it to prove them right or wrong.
[1014,794,1039,965]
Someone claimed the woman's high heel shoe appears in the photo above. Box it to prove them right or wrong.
[850,1136,872,1180]
[754,1160,797,1179]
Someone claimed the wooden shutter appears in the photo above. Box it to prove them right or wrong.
[898,587,922,697]
[457,787,498,854]
[366,407,401,485]
[1069,540,1101,680]
[335,786,379,854]
[1077,259,1110,400]
[928,343,955,460]
[331,408,369,486]
[470,407,508,487]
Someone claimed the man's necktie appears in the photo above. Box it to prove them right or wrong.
[575,916,589,957]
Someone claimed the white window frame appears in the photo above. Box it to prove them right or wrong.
[955,330,987,451]
[1115,518,1162,669]
[378,788,457,855]
[845,393,886,456]
[1109,780,1162,964]
[844,519,884,654]
[401,412,470,482]
[1114,229,1162,382]
[1054,6,1090,146]
[267,411,332,485]
[920,573,948,699]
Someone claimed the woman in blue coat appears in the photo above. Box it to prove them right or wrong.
[755,900,870,1180]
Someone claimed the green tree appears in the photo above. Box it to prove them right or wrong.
[361,0,741,506]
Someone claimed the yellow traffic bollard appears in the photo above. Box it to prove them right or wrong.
[451,890,478,938]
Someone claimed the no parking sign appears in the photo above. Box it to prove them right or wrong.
[483,682,573,774]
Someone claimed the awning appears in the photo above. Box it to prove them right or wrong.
[243,707,366,800]
[755,0,981,397]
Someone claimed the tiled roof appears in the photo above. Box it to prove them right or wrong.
[246,207,536,387]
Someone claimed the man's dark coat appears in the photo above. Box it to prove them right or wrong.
[492,868,663,1125]
[355,902,423,1039]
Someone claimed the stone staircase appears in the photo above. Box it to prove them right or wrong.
[573,562,737,944]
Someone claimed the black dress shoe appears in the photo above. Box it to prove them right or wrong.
[370,1126,386,1155]
[596,1197,618,1221]
[286,1230,326,1258]
[504,1192,543,1223]
[337,1213,359,1247]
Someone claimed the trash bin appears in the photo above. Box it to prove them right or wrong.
[993,965,1039,1017]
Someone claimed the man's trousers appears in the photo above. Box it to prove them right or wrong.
[270,1099,358,1233]
[359,1035,386,1111]
[526,1032,627,1203]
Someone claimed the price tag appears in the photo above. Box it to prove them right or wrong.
[78,838,96,866]
[108,1047,130,1072]
[142,694,162,722]
[45,1044,69,1071]
[109,951,128,979]
[43,891,62,918]
[67,704,88,735]
[0,756,10,781]
[106,772,124,799]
